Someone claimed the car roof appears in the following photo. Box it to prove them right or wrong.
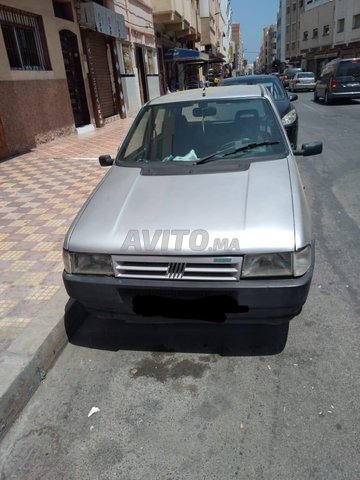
[222,75,277,83]
[149,85,266,106]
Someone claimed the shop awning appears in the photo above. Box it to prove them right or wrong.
[164,48,209,64]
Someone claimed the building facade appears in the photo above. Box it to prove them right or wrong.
[0,0,163,157]
[259,24,277,73]
[284,0,304,66]
[299,0,335,75]
[333,0,360,58]
[277,0,287,63]
[0,0,93,157]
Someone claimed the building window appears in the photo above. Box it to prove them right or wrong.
[286,43,290,52]
[122,44,133,74]
[323,25,330,36]
[312,28,318,38]
[292,23,296,32]
[293,3,296,11]
[52,1,73,22]
[303,31,308,41]
[300,0,304,7]
[291,41,295,50]
[286,25,290,34]
[286,6,290,14]
[337,18,345,33]
[353,14,360,30]
[0,5,51,71]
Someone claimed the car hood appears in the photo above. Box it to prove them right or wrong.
[65,159,296,255]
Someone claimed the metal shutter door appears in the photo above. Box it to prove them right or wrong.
[86,32,115,118]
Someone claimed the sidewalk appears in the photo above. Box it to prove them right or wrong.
[0,117,134,437]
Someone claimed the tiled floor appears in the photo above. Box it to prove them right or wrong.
[0,117,134,354]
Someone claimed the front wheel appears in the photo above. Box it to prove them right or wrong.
[324,89,331,105]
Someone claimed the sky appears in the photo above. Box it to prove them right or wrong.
[232,0,279,64]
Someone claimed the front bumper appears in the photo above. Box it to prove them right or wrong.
[63,265,314,324]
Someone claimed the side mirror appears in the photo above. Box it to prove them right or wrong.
[288,93,298,102]
[294,142,323,156]
[99,154,113,167]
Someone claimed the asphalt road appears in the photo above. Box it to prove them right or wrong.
[1,92,359,480]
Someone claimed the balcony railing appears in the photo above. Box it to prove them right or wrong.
[152,0,199,35]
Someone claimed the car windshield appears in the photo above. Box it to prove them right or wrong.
[220,78,286,99]
[116,98,288,165]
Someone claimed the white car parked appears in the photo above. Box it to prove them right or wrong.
[289,72,316,92]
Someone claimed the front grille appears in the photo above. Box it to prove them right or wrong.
[112,255,242,281]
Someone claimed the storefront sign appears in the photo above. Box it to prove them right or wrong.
[164,48,209,63]
[80,2,126,39]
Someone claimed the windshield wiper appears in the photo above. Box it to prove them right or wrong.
[194,141,280,165]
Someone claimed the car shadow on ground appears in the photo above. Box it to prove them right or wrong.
[65,300,290,357]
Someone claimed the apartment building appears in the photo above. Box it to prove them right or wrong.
[333,0,360,58]
[259,24,277,73]
[152,0,205,91]
[284,0,304,66]
[299,0,335,74]
[277,0,287,63]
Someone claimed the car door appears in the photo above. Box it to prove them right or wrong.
[318,66,329,96]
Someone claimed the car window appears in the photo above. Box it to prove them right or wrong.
[220,78,285,100]
[337,60,360,78]
[117,98,287,165]
[297,73,314,78]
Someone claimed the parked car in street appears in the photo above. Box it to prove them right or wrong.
[314,58,360,104]
[289,72,316,92]
[63,85,322,326]
[220,75,299,149]
[281,67,302,88]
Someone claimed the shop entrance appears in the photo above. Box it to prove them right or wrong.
[135,46,149,104]
[59,30,90,127]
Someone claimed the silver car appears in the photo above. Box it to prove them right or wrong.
[63,86,322,325]
[289,72,316,92]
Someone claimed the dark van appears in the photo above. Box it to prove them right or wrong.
[314,58,360,104]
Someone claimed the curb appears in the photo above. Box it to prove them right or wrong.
[0,287,87,441]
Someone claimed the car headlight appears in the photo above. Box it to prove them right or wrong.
[63,250,114,276]
[241,246,312,278]
[281,108,297,126]
[242,252,292,278]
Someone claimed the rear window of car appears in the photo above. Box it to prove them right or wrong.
[337,60,360,78]
[297,73,314,78]
[286,69,302,77]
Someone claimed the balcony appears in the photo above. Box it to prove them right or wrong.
[152,0,199,38]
